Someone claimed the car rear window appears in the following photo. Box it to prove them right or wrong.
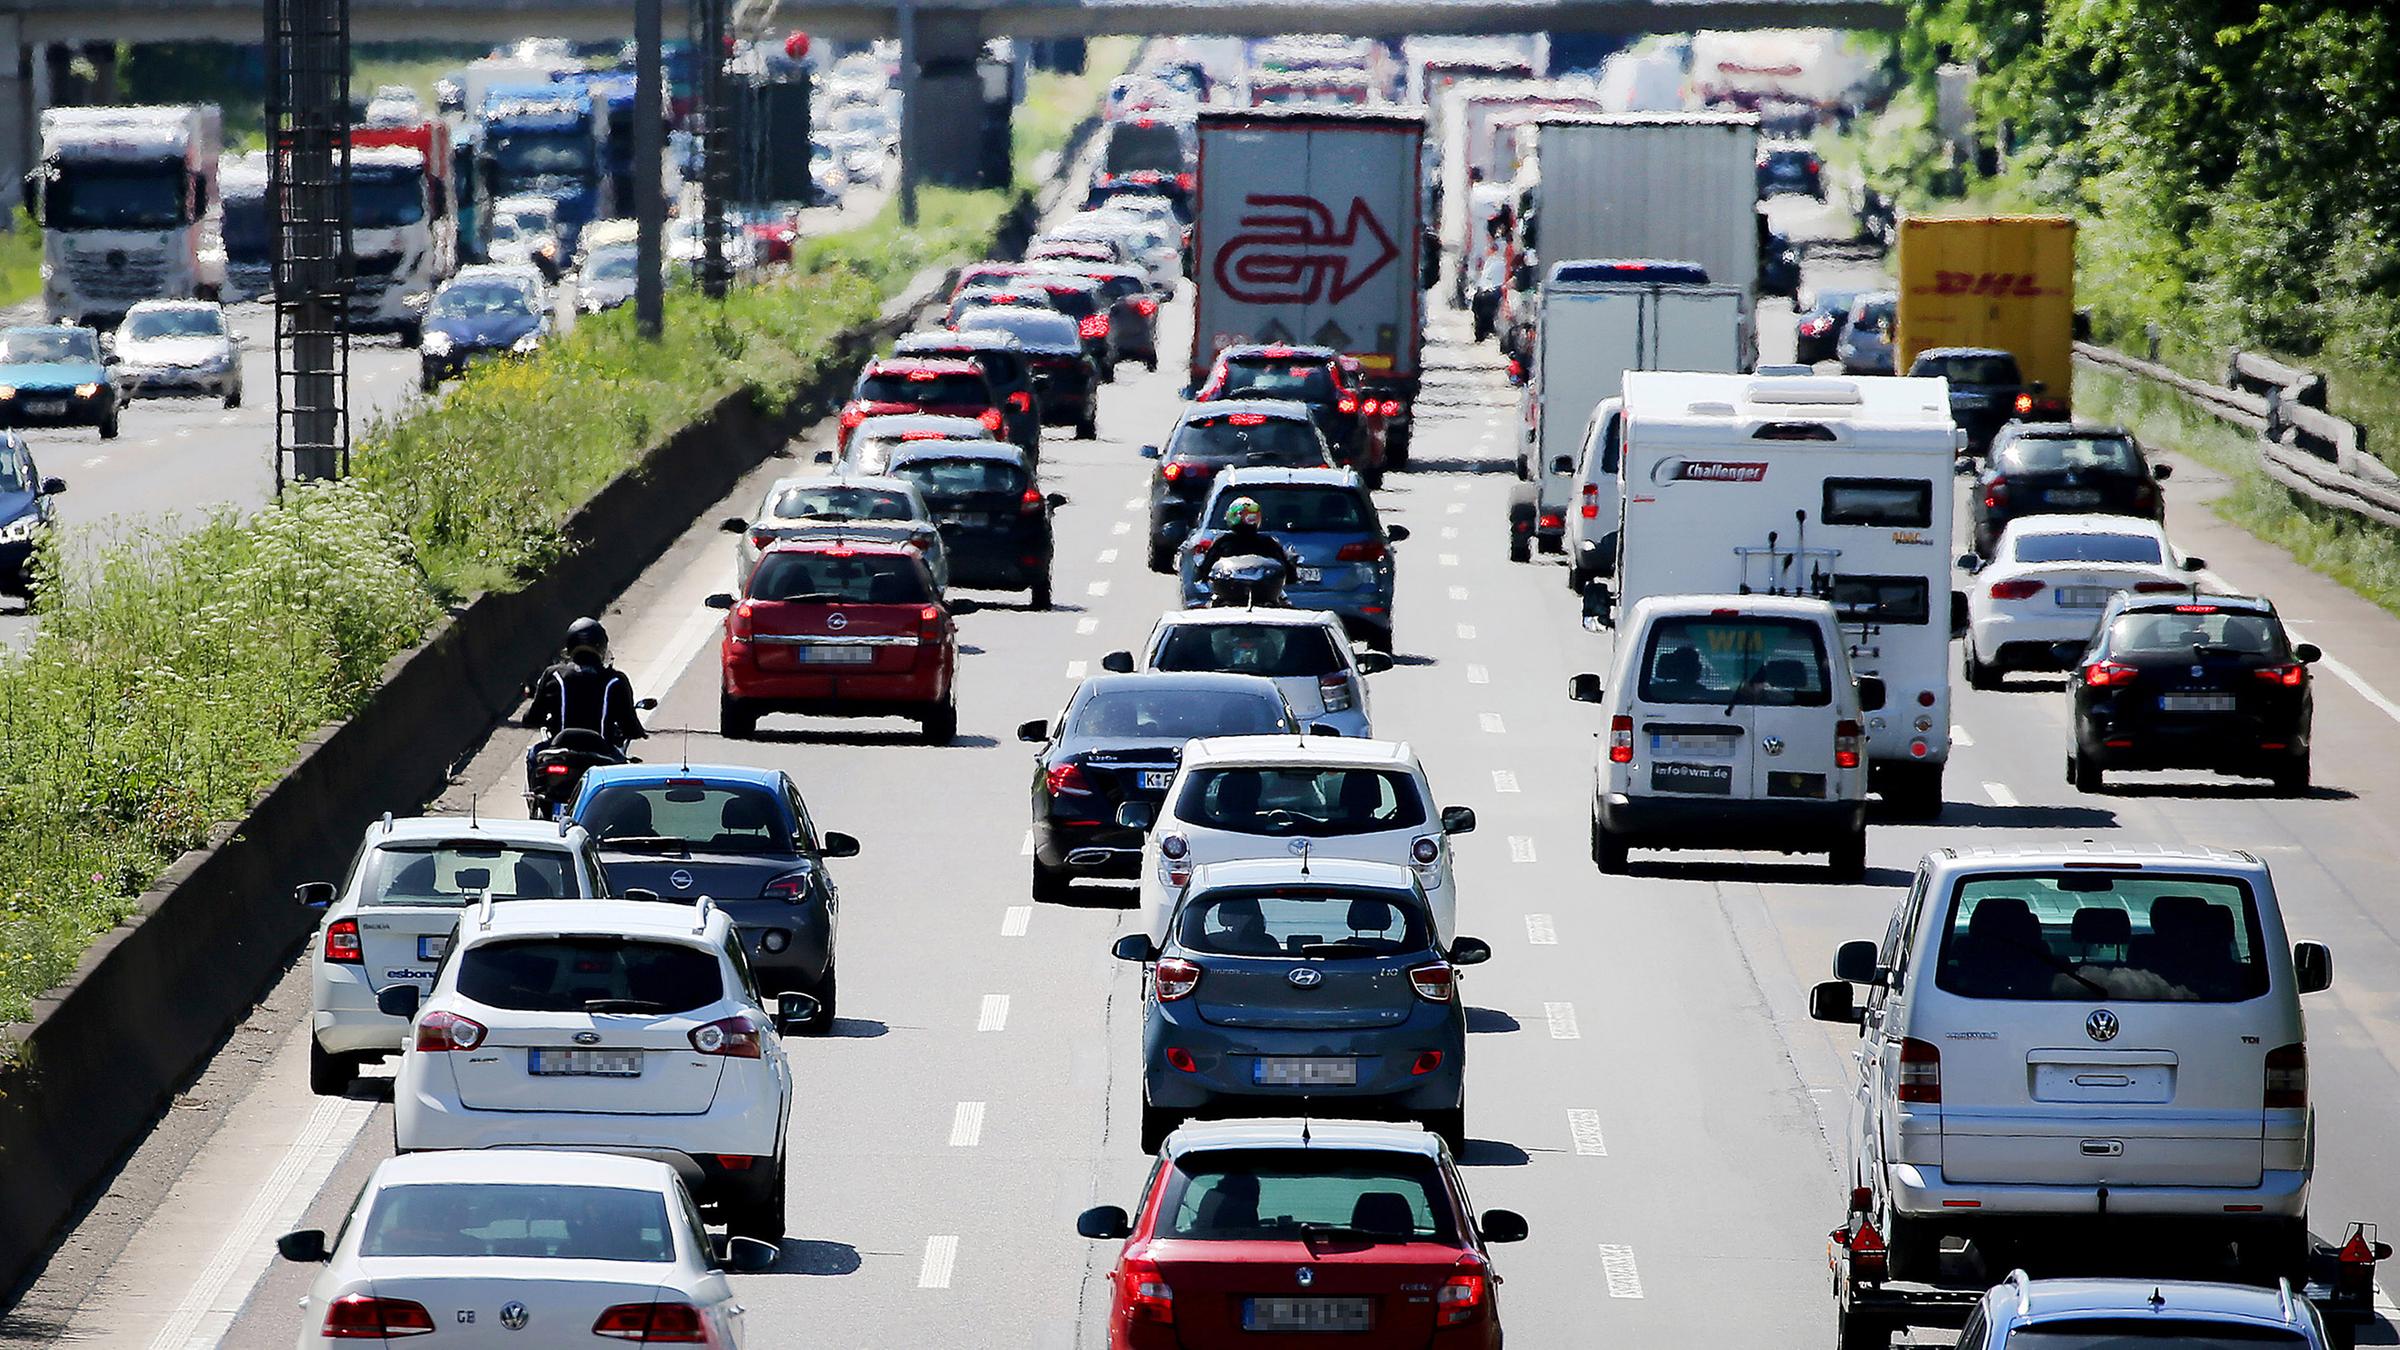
[2107,608,2286,658]
[746,550,932,604]
[1933,874,2269,1002]
[767,485,916,522]
[1032,287,1099,318]
[1998,436,2143,476]
[1175,887,1427,958]
[457,936,724,1013]
[1220,360,1336,402]
[1158,1149,1456,1242]
[1069,687,1289,739]
[1153,622,1344,677]
[2012,532,2164,565]
[859,372,988,405]
[1094,275,1147,303]
[1172,416,1325,466]
[1212,484,1371,533]
[360,1183,674,1262]
[1637,616,1831,707]
[1175,767,1427,837]
[1917,354,2022,385]
[2004,1324,2308,1348]
[579,783,791,855]
[890,456,1026,499]
[358,843,576,907]
[1104,122,1188,174]
[962,310,1082,347]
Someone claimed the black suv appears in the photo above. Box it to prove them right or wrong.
[1910,346,2048,455]
[1196,343,1366,474]
[1971,423,2169,556]
[1141,400,1331,571]
[2065,591,2318,794]
[893,329,1041,455]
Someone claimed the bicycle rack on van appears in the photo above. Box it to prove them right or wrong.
[1732,510,1889,662]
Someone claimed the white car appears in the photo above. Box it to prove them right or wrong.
[727,471,948,591]
[1131,735,1475,943]
[110,299,243,407]
[1106,608,1389,738]
[831,413,994,475]
[277,1150,772,1348]
[388,896,805,1239]
[301,816,610,1096]
[484,195,563,275]
[1962,514,2204,689]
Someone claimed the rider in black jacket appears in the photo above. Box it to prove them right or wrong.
[523,617,646,789]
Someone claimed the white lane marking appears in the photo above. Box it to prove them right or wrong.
[636,592,728,701]
[1445,501,1465,515]
[1952,724,1975,747]
[1020,829,1035,857]
[1448,586,1469,602]
[1439,552,1460,567]
[1087,579,1111,597]
[1983,781,2019,808]
[1478,713,1505,734]
[1066,659,1088,679]
[1492,770,1520,794]
[1111,520,1132,535]
[1545,1001,1581,1039]
[1457,624,1477,640]
[1000,906,1031,937]
[1097,548,1118,564]
[1076,617,1099,635]
[1121,496,1142,510]
[1525,914,1558,945]
[1452,482,1472,494]
[82,454,107,467]
[918,1234,959,1288]
[2201,565,2400,728]
[1567,1109,1608,1156]
[978,994,1010,1032]
[1439,527,1459,540]
[1466,664,1489,684]
[1508,836,1537,863]
[1598,1244,1644,1297]
[174,427,193,438]
[948,1102,985,1147]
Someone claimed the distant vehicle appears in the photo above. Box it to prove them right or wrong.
[1970,423,2168,557]
[216,154,272,303]
[109,300,242,408]
[30,105,222,325]
[884,440,1063,609]
[1836,291,1897,374]
[0,325,120,437]
[483,194,564,277]
[1008,274,1122,379]
[710,537,964,741]
[1960,514,2203,689]
[1755,140,1824,198]
[832,413,995,476]
[2065,589,2315,792]
[1196,344,1374,481]
[1897,214,2076,421]
[1142,399,1331,569]
[835,357,1003,453]
[474,84,608,252]
[0,434,64,600]
[891,329,1042,454]
[723,472,949,591]
[346,119,459,344]
[958,309,1098,440]
[1794,287,1860,364]
[1759,227,1801,299]
[1181,468,1408,652]
[1110,606,1390,739]
[1050,263,1161,371]
[419,265,549,390]
[1911,346,2040,455]
[574,241,641,312]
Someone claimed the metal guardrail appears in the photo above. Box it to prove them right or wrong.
[2074,340,2400,531]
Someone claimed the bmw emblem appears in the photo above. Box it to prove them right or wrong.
[670,869,695,891]
[1287,967,1324,989]
[826,612,849,631]
[2086,1009,2120,1043]
[1295,1266,1315,1287]
[499,1302,530,1331]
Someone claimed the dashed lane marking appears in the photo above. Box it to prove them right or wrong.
[1492,770,1520,793]
[918,1235,959,1289]
[1439,552,1460,567]
[1466,664,1489,684]
[1951,724,1975,747]
[1065,659,1088,679]
[1448,586,1469,601]
[1983,781,2019,808]
[1087,580,1111,597]
[1451,482,1471,494]
[1097,548,1118,564]
[1598,1245,1644,1297]
[1111,520,1132,535]
[82,455,106,467]
[978,994,1010,1032]
[948,1102,985,1147]
[1001,906,1031,937]
[1020,829,1035,856]
[1446,502,1465,515]
[1478,713,1505,734]
[1526,914,1557,945]
[1457,624,1477,640]
[1508,836,1536,863]
[1076,617,1099,636]
[1122,496,1142,510]
[1545,1001,1581,1039]
[1567,1109,1608,1156]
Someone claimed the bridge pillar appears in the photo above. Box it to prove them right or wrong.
[900,9,1007,193]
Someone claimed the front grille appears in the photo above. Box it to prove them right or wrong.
[64,252,166,295]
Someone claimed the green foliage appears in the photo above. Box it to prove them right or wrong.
[1013,37,1142,180]
[0,211,40,309]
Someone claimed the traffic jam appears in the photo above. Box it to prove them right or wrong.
[37,29,2400,1350]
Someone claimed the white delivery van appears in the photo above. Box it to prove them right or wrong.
[1595,372,1962,818]
[1568,594,1881,877]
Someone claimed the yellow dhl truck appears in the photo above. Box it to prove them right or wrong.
[1896,214,2075,421]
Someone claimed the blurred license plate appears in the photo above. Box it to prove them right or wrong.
[2161,693,2237,712]
[1137,770,1174,790]
[2056,586,2116,608]
[940,512,988,528]
[21,400,66,416]
[1652,732,1737,757]
[530,1049,642,1077]
[1254,1057,1356,1086]
[2047,489,2102,507]
[417,935,450,961]
[801,645,877,663]
[1294,566,1324,584]
[1244,1298,1373,1332]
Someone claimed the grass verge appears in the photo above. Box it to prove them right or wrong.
[0,212,39,311]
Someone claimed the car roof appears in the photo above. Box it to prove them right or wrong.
[853,413,991,437]
[2112,590,2276,616]
[1929,843,2268,874]
[1188,856,1419,890]
[896,329,1021,352]
[4,324,88,337]
[579,762,784,791]
[1916,346,2015,361]
[453,264,541,286]
[1179,398,1316,424]
[1076,670,1285,697]
[373,1148,679,1190]
[1996,421,2134,441]
[1164,1117,1445,1161]
[1214,467,1363,491]
[2001,513,2169,537]
[1184,733,1417,767]
[865,356,982,376]
[124,299,220,314]
[366,815,589,847]
[2001,1276,2309,1329]
[1220,343,1339,362]
[886,441,1028,465]
[469,897,733,940]
[766,472,919,495]
[1154,607,1344,630]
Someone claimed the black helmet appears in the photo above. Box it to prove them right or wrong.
[566,616,609,661]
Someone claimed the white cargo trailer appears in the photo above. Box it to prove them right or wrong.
[1523,112,1761,296]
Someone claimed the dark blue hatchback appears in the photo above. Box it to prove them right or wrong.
[0,432,65,597]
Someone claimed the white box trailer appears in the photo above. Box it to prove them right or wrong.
[1598,371,1962,817]
[1524,112,1761,296]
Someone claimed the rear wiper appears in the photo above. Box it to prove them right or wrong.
[1724,663,1771,716]
[583,998,665,1013]
[765,592,843,605]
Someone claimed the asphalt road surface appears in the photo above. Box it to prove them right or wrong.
[12,197,2400,1349]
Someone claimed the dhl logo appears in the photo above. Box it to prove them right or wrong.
[1920,271,2060,297]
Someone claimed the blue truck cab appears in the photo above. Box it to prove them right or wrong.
[473,81,609,255]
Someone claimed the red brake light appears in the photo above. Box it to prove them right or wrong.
[543,762,573,776]
[839,406,866,429]
[760,871,808,902]
[593,1301,708,1342]
[1988,578,2046,601]
[1008,390,1032,412]
[1335,539,1387,562]
[1176,172,1194,190]
[2265,1042,2307,1108]
[1078,313,1109,339]
[906,369,938,382]
[1897,1037,1941,1103]
[689,1014,764,1059]
[1608,715,1634,764]
[324,917,363,965]
[1982,476,2007,509]
[323,1294,435,1339]
[1580,483,1601,520]
[1153,958,1201,1001]
[979,409,1003,432]
[1336,396,1359,414]
[1045,762,1093,795]
[1122,1256,1176,1323]
[1020,486,1044,515]
[2255,663,2307,687]
[1135,296,1158,315]
[1408,963,1456,1001]
[2084,662,2140,688]
[900,430,948,441]
[2014,392,2035,414]
[1379,399,1401,417]
[1835,719,1862,770]
[1436,1259,1490,1326]
[415,1010,487,1052]
[2174,604,2221,613]
[1225,412,1266,426]
[748,528,776,551]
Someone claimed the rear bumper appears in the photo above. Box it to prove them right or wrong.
[395,1080,784,1201]
[1971,609,2102,664]
[722,653,949,711]
[1142,1006,1465,1113]
[119,365,235,397]
[1596,791,1864,850]
[312,974,410,1058]
[1034,816,1148,875]
[2075,704,2310,770]
[1890,1162,2308,1222]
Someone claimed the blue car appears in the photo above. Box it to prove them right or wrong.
[1179,467,1406,652]
[0,326,120,439]
[0,433,64,597]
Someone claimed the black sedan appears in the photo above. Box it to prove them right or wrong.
[1909,346,2048,454]
[1019,672,1297,901]
[1972,423,2169,556]
[2065,591,2318,794]
[1141,398,1331,571]
[1196,343,1367,475]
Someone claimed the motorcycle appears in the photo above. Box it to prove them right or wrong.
[1203,554,1289,610]
[524,697,659,819]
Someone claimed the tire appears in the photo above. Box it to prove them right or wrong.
[725,1159,786,1242]
[2272,755,2311,795]
[720,693,759,740]
[223,385,242,410]
[1835,1304,1889,1350]
[308,1040,355,1097]
[1142,354,1158,373]
[1884,1211,1942,1283]
[1507,490,1535,563]
[1139,1101,1183,1153]
[1147,537,1174,573]
[1564,561,1587,593]
[2237,1217,2310,1285]
[921,700,958,745]
[2071,748,2105,792]
[1031,856,1072,903]
[1076,414,1097,441]
[1385,424,1411,470]
[1424,1103,1467,1156]
[1030,573,1054,610]
[1879,762,1945,822]
[1591,811,1629,874]
[1535,533,1562,555]
[1507,530,1530,564]
[1963,641,1999,691]
[797,966,837,1035]
[97,408,119,440]
[1828,827,1868,882]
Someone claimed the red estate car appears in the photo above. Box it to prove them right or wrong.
[1077,1119,1525,1349]
[838,357,1004,452]
[707,538,970,743]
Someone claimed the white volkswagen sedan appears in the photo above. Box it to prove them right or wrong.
[1962,514,2204,689]
[277,1149,774,1347]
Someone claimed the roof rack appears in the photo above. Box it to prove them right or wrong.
[380,811,395,834]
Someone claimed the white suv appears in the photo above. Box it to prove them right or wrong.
[1127,735,1476,943]
[1105,608,1390,738]
[302,816,611,1096]
[387,897,805,1241]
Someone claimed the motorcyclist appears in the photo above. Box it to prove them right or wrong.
[523,617,646,790]
[1207,496,1295,580]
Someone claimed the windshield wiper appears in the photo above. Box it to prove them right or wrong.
[583,998,665,1013]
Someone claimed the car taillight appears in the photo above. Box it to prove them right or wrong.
[1123,1256,1176,1322]
[979,408,1003,432]
[1537,511,1563,531]
[1609,715,1633,764]
[543,762,573,776]
[725,601,755,645]
[748,528,777,552]
[1409,962,1456,1002]
[1078,313,1109,339]
[415,1010,487,1052]
[917,603,943,641]
[1436,1258,1490,1326]
[1335,539,1387,562]
[1046,761,1094,795]
[1008,390,1032,412]
[1153,958,1201,1001]
[593,1301,708,1342]
[1134,296,1158,316]
[2265,1042,2307,1108]
[1988,579,2045,601]
[1580,483,1601,519]
[1336,396,1358,414]
[1982,477,2007,508]
[1380,399,1402,417]
[1176,172,1194,190]
[2255,663,2307,687]
[1897,1037,1941,1103]
[323,1294,435,1339]
[1318,671,1355,712]
[2014,392,2036,414]
[2084,662,2140,688]
[839,406,865,429]
[1020,486,1044,515]
[1836,719,1862,769]
[761,871,810,902]
[689,1014,764,1058]
[324,917,363,964]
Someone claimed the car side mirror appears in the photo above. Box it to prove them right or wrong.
[1016,718,1048,743]
[705,593,735,610]
[1385,525,1410,543]
[1111,934,1156,963]
[821,831,860,858]
[1833,939,1881,984]
[1855,675,1886,713]
[2180,555,2207,572]
[1116,802,1156,831]
[38,477,65,496]
[1309,721,1343,738]
[1479,1209,1529,1243]
[377,985,421,1019]
[2294,941,2333,994]
[1440,805,1477,835]
[1139,444,1160,459]
[1449,936,1492,966]
[719,516,749,533]
[635,698,658,711]
[2152,462,2173,481]
[1078,1204,1133,1238]
[773,993,822,1035]
[295,880,337,909]
[1580,582,1613,627]
[1355,651,1393,675]
[1809,980,1862,1025]
[1568,673,1605,704]
[1101,650,1135,673]
[276,1229,331,1263]
[724,1235,780,1272]
[813,449,835,464]
[1047,492,1069,508]
[1956,552,1981,573]
[2295,642,2322,664]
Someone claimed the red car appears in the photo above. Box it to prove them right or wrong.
[1076,1119,1525,1348]
[707,538,969,743]
[838,358,1003,452]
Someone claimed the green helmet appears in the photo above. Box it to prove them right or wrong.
[1225,496,1263,528]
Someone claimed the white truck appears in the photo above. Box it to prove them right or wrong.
[1437,82,1599,306]
[1507,269,1744,563]
[28,105,222,325]
[1591,371,1963,818]
[344,143,452,344]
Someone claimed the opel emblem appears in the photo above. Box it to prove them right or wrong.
[2191,665,2204,678]
[1295,1266,1315,1287]
[1287,967,1323,989]
[574,1031,601,1045]
[670,869,695,891]
[826,612,849,631]
[1761,736,1785,756]
[2086,1009,2120,1043]
[499,1302,530,1331]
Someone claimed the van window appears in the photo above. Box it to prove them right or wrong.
[1823,478,1932,528]
[2002,1323,2308,1347]
[1829,575,1932,626]
[1932,874,2269,1002]
[1637,616,1831,707]
[359,843,576,907]
[1174,767,1427,837]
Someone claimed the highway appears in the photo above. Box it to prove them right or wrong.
[10,194,2400,1349]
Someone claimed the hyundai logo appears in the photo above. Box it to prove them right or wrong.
[670,869,695,891]
[499,1302,530,1331]
[1295,1266,1314,1287]
[826,612,849,631]
[1286,967,1323,989]
[573,1031,601,1045]
[2086,1009,2120,1043]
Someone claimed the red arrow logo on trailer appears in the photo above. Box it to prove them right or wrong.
[1215,194,1399,306]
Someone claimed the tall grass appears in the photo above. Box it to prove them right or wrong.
[0,211,40,310]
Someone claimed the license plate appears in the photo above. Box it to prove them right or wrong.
[417,934,450,961]
[21,400,66,416]
[800,644,877,664]
[1137,770,1174,790]
[529,1049,642,1077]
[1294,565,1324,584]
[1253,1056,1356,1086]
[2047,488,2102,507]
[1244,1297,1373,1332]
[1651,732,1737,758]
[2161,692,2237,712]
[940,512,988,528]
[2056,586,2117,608]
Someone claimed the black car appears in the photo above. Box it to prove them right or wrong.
[1756,143,1824,199]
[1196,344,1366,474]
[893,328,1042,454]
[2065,592,2317,794]
[1758,229,1801,300]
[1794,288,1859,365]
[884,440,1064,608]
[1971,423,2169,556]
[959,309,1098,440]
[1909,346,2037,454]
[1141,399,1331,571]
[1018,672,1296,901]
[1009,276,1121,379]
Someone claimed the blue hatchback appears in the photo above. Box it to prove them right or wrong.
[0,433,64,597]
[1179,467,1407,651]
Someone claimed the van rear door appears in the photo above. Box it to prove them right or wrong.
[1649,285,1746,374]
[1620,612,1759,805]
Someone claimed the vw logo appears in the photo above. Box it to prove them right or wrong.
[1286,839,1311,856]
[499,1302,530,1331]
[1294,1266,1315,1287]
[1761,736,1785,756]
[1286,967,1324,989]
[2086,1009,2120,1043]
[573,1031,601,1045]
[670,869,695,891]
[826,612,849,631]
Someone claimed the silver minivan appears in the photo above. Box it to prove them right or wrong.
[1812,847,2333,1282]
